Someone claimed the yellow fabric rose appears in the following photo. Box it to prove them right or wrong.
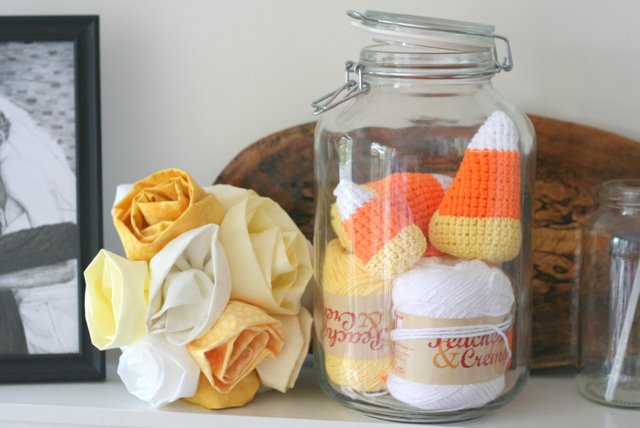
[187,300,283,393]
[113,169,224,261]
[204,185,313,315]
[183,372,261,410]
[83,249,149,350]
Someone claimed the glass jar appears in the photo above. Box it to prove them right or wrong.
[311,10,535,423]
[577,179,640,408]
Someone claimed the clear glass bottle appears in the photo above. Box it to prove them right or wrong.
[311,10,535,423]
[577,179,640,408]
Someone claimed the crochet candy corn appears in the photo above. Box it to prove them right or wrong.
[332,172,452,277]
[366,173,452,257]
[334,179,425,278]
[428,111,522,263]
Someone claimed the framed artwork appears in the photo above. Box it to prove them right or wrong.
[0,16,103,382]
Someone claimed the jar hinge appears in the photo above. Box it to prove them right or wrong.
[311,61,370,115]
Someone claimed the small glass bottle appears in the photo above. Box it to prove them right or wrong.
[312,10,534,423]
[577,179,640,408]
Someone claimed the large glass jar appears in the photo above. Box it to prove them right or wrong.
[312,11,535,423]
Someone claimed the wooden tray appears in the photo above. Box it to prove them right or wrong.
[215,116,640,368]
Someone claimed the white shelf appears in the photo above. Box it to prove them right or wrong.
[0,351,636,428]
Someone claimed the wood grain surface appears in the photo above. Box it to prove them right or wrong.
[215,116,640,368]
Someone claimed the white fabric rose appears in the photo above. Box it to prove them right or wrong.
[148,224,231,345]
[117,335,200,407]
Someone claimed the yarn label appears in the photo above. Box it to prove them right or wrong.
[323,291,391,359]
[393,312,510,385]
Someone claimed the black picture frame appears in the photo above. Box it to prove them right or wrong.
[0,16,103,382]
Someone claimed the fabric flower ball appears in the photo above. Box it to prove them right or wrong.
[148,224,231,346]
[113,168,224,261]
[205,184,313,315]
[187,300,284,393]
[117,335,200,407]
[256,307,313,393]
[83,249,149,350]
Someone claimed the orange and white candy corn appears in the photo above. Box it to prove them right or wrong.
[366,173,452,257]
[428,111,522,263]
[332,172,452,277]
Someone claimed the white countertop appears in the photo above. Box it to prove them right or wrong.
[0,351,636,428]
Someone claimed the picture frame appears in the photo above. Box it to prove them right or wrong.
[0,16,103,382]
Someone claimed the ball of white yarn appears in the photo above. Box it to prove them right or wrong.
[388,257,514,411]
[392,257,514,319]
[387,374,505,411]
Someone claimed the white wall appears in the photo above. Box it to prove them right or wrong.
[0,0,638,252]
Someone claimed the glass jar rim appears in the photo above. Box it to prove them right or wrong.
[359,43,498,79]
[602,179,640,207]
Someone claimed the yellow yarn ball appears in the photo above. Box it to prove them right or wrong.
[325,353,392,392]
[323,239,388,296]
[322,239,392,392]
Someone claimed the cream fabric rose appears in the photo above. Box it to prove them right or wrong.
[256,307,313,392]
[113,169,224,261]
[204,185,313,315]
[187,300,284,393]
[83,249,149,350]
[118,335,200,407]
[148,224,231,346]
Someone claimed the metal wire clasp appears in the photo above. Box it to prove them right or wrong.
[311,61,370,115]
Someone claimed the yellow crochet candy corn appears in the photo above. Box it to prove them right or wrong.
[429,111,522,263]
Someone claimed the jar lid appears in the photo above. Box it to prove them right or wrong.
[348,10,512,71]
